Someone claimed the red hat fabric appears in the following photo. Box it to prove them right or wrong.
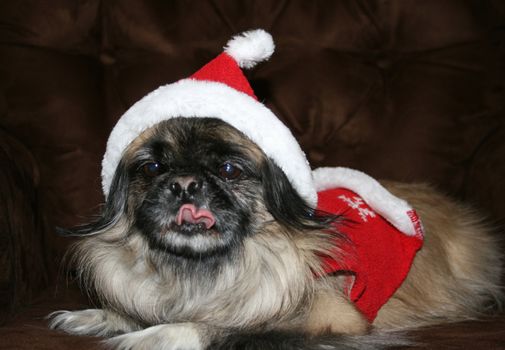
[191,53,257,99]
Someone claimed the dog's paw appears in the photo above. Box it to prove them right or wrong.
[105,323,204,350]
[48,309,136,337]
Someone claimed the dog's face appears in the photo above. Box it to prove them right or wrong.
[123,117,270,259]
[73,117,328,264]
[74,118,330,263]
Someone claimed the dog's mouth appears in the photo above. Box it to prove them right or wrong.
[161,203,220,238]
[144,203,233,257]
[175,204,216,230]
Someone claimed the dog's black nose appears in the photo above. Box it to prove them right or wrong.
[169,176,203,197]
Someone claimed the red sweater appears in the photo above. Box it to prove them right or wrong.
[317,187,424,322]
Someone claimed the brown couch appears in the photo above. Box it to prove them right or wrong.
[1,1,505,349]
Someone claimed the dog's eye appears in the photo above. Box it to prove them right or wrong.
[142,162,162,177]
[218,162,242,180]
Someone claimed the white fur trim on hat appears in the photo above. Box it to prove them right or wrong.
[313,167,424,238]
[102,79,317,206]
[224,29,275,69]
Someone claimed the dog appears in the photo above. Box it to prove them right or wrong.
[49,116,503,350]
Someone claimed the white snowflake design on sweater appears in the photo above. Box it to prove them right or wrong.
[338,195,377,222]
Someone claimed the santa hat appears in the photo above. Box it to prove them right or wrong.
[101,29,317,206]
[101,29,424,242]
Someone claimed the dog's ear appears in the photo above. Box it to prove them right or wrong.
[56,160,130,236]
[260,159,336,230]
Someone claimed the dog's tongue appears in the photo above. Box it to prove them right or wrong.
[175,204,216,229]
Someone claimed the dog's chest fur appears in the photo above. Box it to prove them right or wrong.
[78,226,314,329]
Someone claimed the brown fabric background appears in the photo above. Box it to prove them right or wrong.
[1,1,504,348]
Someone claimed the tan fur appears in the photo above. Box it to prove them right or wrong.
[305,286,369,335]
[71,220,330,330]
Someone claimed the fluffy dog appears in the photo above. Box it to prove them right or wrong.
[49,117,502,349]
[49,29,502,350]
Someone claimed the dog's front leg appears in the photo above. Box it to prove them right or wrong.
[106,322,218,350]
[48,308,142,337]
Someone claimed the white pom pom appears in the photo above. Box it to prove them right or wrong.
[224,29,275,69]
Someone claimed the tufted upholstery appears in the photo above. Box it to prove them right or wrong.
[1,1,504,348]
